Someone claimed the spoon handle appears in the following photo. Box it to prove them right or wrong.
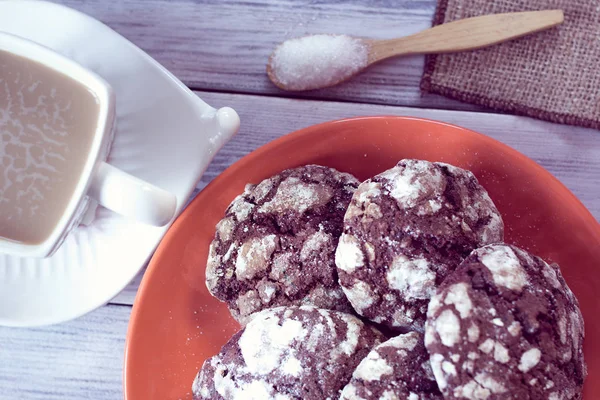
[368,10,564,63]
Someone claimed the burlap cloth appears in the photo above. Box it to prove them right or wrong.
[421,0,600,129]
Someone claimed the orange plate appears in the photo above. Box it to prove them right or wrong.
[124,116,600,399]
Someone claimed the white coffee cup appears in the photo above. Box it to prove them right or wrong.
[0,32,177,258]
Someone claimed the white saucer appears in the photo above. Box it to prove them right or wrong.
[0,0,239,326]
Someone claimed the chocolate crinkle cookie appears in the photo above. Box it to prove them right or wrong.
[425,244,586,400]
[336,159,504,331]
[192,305,385,399]
[206,165,359,323]
[340,331,442,400]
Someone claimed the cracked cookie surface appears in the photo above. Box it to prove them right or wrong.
[206,165,359,323]
[340,331,442,400]
[336,159,504,331]
[192,305,384,399]
[425,244,586,400]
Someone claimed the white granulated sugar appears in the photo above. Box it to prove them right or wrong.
[443,283,473,318]
[239,313,307,375]
[546,381,555,389]
[435,310,461,347]
[529,378,538,386]
[491,318,504,327]
[478,339,495,354]
[216,217,235,241]
[518,348,541,372]
[442,361,457,376]
[336,234,365,273]
[300,231,330,261]
[229,197,255,221]
[453,380,491,400]
[467,323,480,342]
[479,246,528,291]
[270,34,368,91]
[343,280,375,313]
[508,321,521,337]
[430,354,447,389]
[474,373,506,394]
[408,393,419,400]
[548,393,560,400]
[386,255,436,300]
[260,177,332,214]
[493,342,510,363]
[353,351,393,381]
[235,235,278,280]
[468,352,479,360]
[451,354,461,363]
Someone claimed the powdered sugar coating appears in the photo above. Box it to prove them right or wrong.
[206,165,359,323]
[337,159,504,331]
[425,244,586,399]
[340,332,442,400]
[192,306,384,399]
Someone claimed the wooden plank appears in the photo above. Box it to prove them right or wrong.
[57,0,479,111]
[109,91,600,306]
[0,305,130,400]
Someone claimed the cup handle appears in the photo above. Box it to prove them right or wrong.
[88,162,177,226]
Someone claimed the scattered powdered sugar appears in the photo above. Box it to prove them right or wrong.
[270,34,368,91]
[479,245,528,292]
[386,255,436,300]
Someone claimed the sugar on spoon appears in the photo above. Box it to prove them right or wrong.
[267,10,564,91]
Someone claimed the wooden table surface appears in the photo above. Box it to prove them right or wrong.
[1,1,599,399]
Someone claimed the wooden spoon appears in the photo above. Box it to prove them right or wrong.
[267,9,564,91]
